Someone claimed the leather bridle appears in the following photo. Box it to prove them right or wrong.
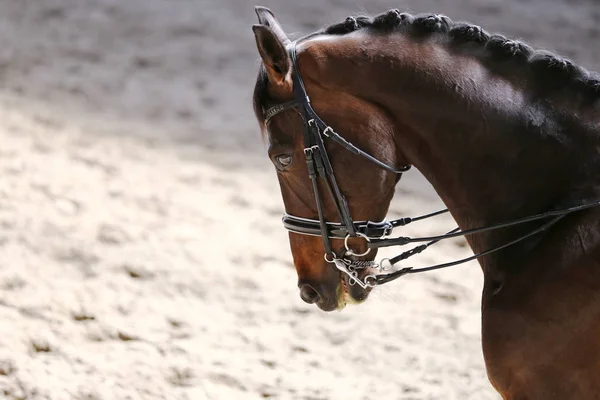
[263,43,600,288]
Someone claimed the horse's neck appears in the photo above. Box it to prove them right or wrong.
[345,35,600,260]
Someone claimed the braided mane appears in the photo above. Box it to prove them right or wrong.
[320,10,599,106]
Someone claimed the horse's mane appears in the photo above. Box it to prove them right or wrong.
[254,10,600,121]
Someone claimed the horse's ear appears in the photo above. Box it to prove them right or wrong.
[254,7,291,47]
[253,7,291,86]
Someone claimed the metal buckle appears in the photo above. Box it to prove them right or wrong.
[383,226,392,237]
[304,145,320,156]
[363,221,393,238]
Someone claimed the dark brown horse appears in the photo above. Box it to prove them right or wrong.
[251,6,600,399]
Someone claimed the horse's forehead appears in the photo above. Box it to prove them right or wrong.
[265,115,302,147]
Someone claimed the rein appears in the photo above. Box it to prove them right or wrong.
[264,43,600,289]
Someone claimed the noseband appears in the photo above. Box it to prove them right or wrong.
[263,43,600,288]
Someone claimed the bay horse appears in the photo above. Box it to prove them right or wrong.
[251,6,600,399]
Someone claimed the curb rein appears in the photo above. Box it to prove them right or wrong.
[263,43,600,289]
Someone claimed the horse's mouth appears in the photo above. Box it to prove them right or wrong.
[311,252,378,312]
[335,267,376,310]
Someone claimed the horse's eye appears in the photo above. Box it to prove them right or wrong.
[276,155,293,168]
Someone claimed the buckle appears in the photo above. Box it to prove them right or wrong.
[383,225,393,237]
[304,145,320,156]
[363,221,394,238]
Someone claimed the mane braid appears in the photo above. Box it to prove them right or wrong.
[318,10,600,107]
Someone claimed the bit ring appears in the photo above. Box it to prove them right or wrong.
[344,232,372,257]
[379,258,393,271]
[364,275,378,287]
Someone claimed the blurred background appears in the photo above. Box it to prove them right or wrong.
[0,0,597,399]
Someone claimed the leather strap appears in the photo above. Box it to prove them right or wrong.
[281,214,393,238]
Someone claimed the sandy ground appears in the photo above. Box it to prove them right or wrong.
[0,0,597,399]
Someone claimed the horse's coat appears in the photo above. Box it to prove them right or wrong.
[252,6,600,399]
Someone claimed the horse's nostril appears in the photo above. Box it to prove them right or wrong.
[299,284,321,304]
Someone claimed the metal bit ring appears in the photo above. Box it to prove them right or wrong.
[344,232,372,257]
[324,253,336,263]
[364,275,378,287]
[379,258,393,271]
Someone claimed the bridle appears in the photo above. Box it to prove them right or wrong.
[263,42,600,289]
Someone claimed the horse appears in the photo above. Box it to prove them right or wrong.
[251,6,600,399]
